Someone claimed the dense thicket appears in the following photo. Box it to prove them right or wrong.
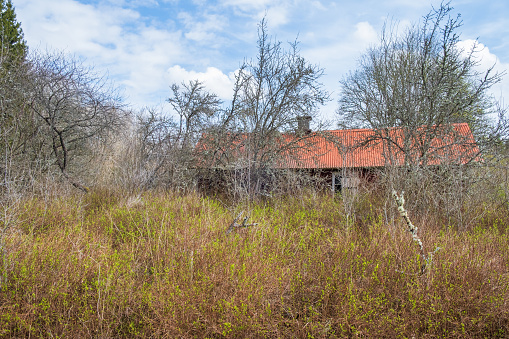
[0,191,508,337]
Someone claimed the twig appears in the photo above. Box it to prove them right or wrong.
[226,210,258,234]
[226,211,243,234]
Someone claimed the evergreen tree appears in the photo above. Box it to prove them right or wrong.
[0,0,30,192]
[0,0,27,60]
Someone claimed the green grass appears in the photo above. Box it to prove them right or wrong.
[0,190,508,337]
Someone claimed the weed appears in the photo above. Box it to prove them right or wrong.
[0,191,507,337]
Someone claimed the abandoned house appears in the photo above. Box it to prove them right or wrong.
[195,117,479,193]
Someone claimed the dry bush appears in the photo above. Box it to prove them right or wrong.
[0,190,507,338]
[354,157,506,235]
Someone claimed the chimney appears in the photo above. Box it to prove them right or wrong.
[297,116,312,134]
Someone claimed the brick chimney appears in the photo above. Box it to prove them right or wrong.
[297,116,312,134]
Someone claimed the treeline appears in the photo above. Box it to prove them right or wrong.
[0,13,332,199]
[0,1,508,223]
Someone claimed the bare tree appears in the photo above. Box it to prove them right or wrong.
[0,48,50,198]
[203,19,330,199]
[337,2,508,227]
[337,2,504,167]
[28,52,125,192]
[111,81,221,192]
[168,80,222,150]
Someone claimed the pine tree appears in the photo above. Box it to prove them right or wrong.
[0,0,27,60]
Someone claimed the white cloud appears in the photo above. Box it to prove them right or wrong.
[178,12,227,44]
[220,0,275,11]
[353,22,378,47]
[262,5,289,28]
[17,0,138,53]
[166,65,235,100]
[13,0,509,117]
[16,0,188,109]
[457,39,509,104]
[302,21,378,80]
[457,40,498,70]
[219,0,290,29]
[101,0,159,7]
[310,1,326,11]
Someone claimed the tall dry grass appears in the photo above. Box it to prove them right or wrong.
[0,189,508,337]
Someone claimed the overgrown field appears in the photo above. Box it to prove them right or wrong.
[0,190,508,338]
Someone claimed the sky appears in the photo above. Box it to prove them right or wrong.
[13,0,509,123]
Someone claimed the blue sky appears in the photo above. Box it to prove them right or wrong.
[14,0,509,121]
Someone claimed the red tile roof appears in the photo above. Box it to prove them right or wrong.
[279,123,478,169]
[197,123,479,169]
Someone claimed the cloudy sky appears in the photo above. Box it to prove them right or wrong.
[13,0,509,121]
